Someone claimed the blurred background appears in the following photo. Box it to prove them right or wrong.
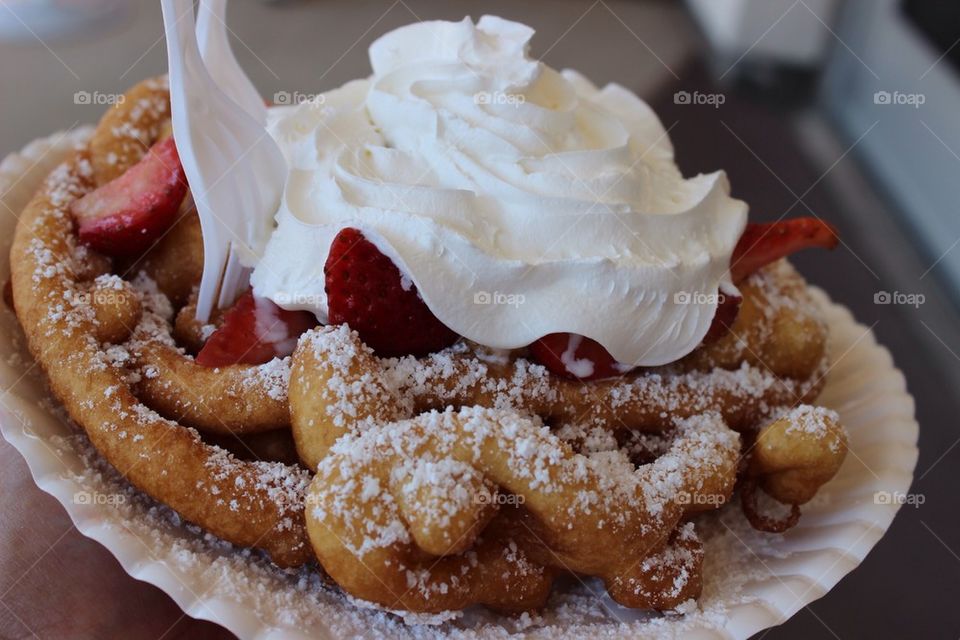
[0,0,958,637]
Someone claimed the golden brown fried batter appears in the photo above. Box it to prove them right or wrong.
[172,291,221,353]
[122,205,203,308]
[749,406,847,505]
[89,77,171,186]
[12,122,311,570]
[297,326,739,612]
[679,261,827,379]
[85,275,142,345]
[132,338,290,434]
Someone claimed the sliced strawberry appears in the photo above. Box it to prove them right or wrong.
[702,288,742,343]
[196,289,317,367]
[529,333,634,381]
[324,227,459,357]
[71,137,187,257]
[731,217,838,284]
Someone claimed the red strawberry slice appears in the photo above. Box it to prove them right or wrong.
[702,288,743,343]
[196,289,317,367]
[731,217,838,284]
[71,137,187,257]
[324,227,459,357]
[529,333,634,381]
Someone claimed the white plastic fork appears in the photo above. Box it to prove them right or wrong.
[161,0,285,323]
[196,0,266,124]
[196,0,286,315]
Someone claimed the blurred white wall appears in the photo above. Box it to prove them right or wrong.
[687,0,839,65]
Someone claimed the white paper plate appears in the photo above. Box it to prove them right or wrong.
[0,132,919,639]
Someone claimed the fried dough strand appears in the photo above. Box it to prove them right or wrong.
[89,76,171,186]
[11,153,312,568]
[296,326,740,612]
[132,337,291,434]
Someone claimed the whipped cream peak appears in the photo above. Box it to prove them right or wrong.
[251,15,748,366]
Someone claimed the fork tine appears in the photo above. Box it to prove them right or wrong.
[218,245,250,309]
[164,0,283,321]
[165,0,236,321]
[196,229,229,323]
[163,0,218,322]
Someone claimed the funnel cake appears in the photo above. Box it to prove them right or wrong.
[10,71,847,617]
[293,325,740,612]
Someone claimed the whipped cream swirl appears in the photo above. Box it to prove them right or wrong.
[251,15,747,366]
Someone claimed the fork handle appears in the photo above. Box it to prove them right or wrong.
[196,0,268,124]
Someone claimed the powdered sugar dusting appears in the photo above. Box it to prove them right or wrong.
[35,427,804,638]
[780,405,843,453]
[306,398,739,611]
